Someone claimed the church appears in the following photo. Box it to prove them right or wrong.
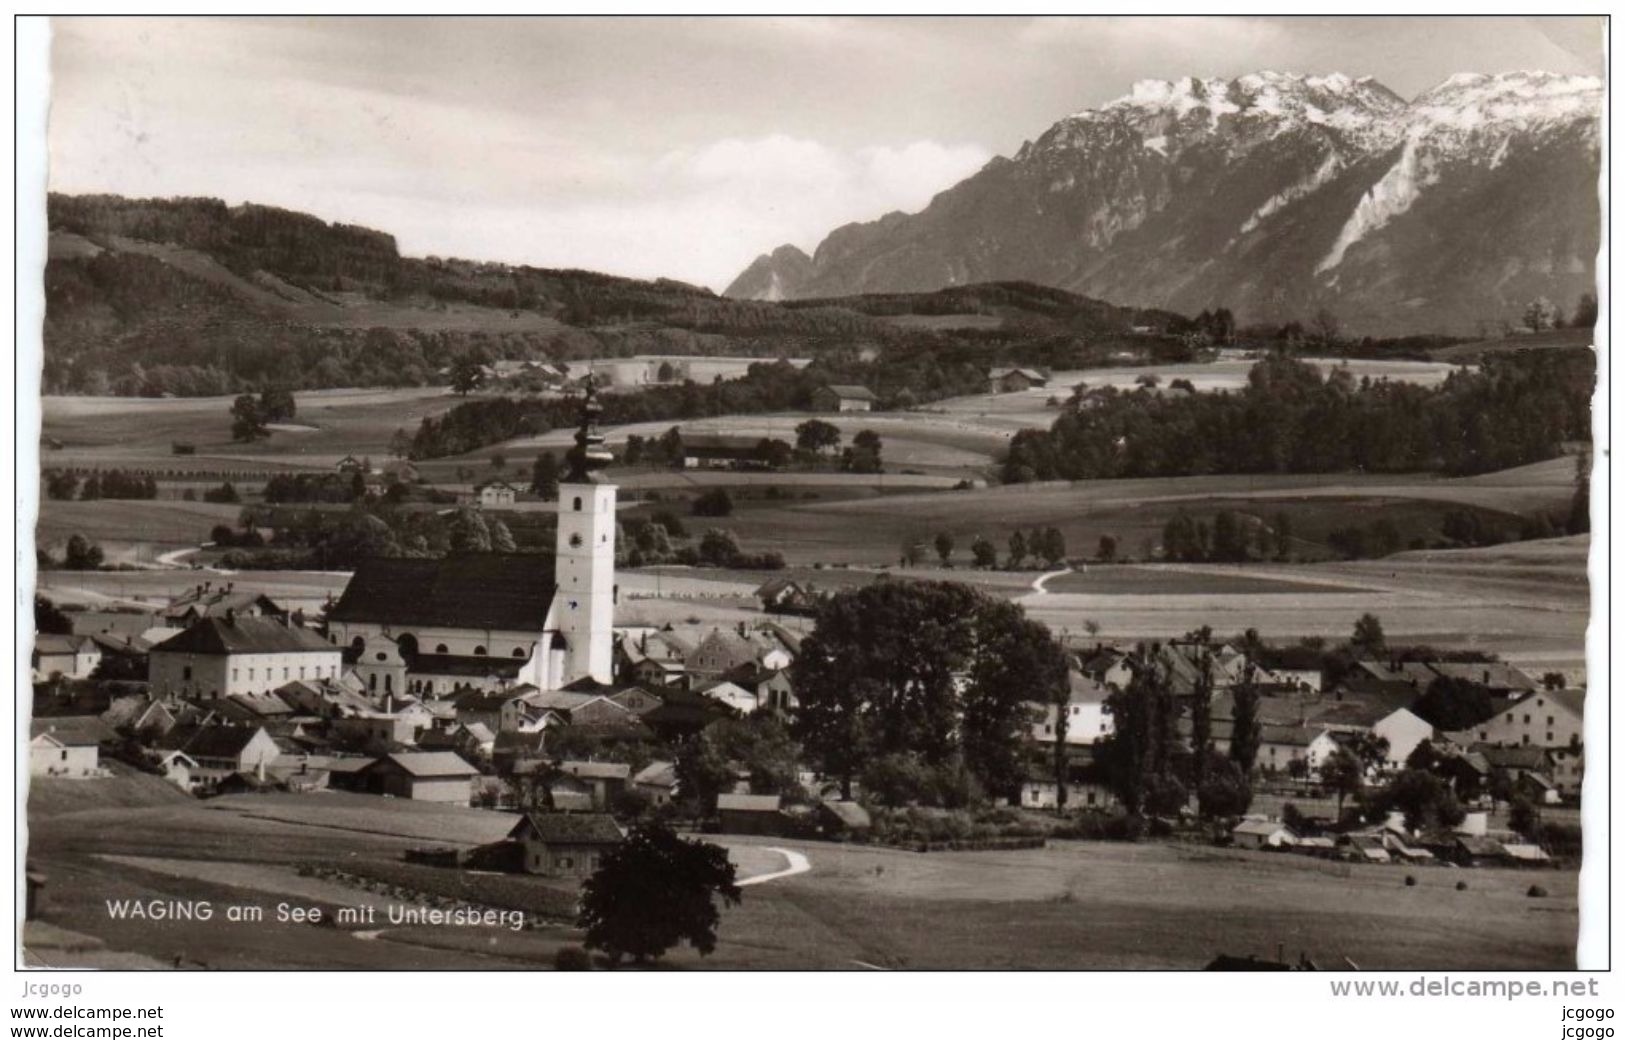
[324,383,619,699]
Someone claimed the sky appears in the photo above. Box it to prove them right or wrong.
[47,16,1605,291]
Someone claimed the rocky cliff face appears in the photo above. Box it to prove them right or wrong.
[726,71,1601,334]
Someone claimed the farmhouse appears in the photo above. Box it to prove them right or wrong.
[161,583,287,628]
[1467,687,1583,750]
[988,367,1049,394]
[475,480,519,508]
[29,717,109,777]
[680,433,783,470]
[147,615,344,701]
[32,634,101,680]
[167,724,281,785]
[755,577,819,615]
[507,812,625,878]
[1030,670,1113,746]
[632,760,678,806]
[811,384,877,413]
[559,760,631,810]
[327,385,620,696]
[355,752,480,803]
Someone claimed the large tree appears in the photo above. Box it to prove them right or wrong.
[1320,747,1364,819]
[791,581,1061,801]
[794,418,841,454]
[1229,669,1263,774]
[579,823,741,965]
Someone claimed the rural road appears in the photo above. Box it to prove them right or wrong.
[1025,568,1073,597]
[737,847,811,887]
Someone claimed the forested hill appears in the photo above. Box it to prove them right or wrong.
[42,193,1179,396]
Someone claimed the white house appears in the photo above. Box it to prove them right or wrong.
[1467,687,1584,750]
[476,481,519,508]
[31,634,101,681]
[169,724,282,785]
[1232,818,1296,849]
[1029,670,1113,746]
[147,615,343,701]
[29,718,107,777]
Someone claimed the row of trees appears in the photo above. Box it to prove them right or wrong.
[1003,351,1593,482]
[43,469,159,501]
[905,528,1068,570]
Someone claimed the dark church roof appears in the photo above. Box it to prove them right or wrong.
[329,554,557,632]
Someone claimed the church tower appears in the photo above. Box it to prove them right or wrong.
[554,377,617,685]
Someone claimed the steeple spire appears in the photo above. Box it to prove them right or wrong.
[563,374,613,483]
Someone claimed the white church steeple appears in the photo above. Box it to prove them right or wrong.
[554,376,617,685]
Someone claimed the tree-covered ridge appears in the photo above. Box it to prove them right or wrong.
[43,193,1194,396]
[1002,349,1593,482]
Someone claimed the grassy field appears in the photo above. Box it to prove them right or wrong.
[41,388,462,472]
[925,356,1465,433]
[23,793,1576,970]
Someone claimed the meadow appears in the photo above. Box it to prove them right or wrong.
[23,791,1575,970]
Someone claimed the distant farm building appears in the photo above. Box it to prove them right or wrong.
[475,481,520,508]
[988,367,1049,394]
[811,384,877,413]
[681,433,784,470]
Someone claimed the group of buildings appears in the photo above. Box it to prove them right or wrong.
[1022,638,1585,811]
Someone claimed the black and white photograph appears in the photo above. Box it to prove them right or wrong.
[16,14,1606,979]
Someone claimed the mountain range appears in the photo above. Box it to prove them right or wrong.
[725,71,1602,335]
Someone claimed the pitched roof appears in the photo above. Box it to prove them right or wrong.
[633,760,677,788]
[717,793,782,813]
[177,724,272,759]
[1474,744,1551,770]
[33,634,93,656]
[162,587,283,621]
[1233,819,1293,837]
[153,617,334,656]
[1531,687,1585,720]
[508,812,625,845]
[328,554,557,632]
[819,384,878,401]
[30,716,113,746]
[369,751,479,777]
[561,760,632,781]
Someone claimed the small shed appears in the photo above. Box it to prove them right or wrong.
[717,792,786,835]
[1231,818,1296,850]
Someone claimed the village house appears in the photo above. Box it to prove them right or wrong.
[500,688,633,732]
[29,717,110,777]
[632,760,678,807]
[755,577,819,616]
[694,677,761,715]
[147,615,344,701]
[987,367,1049,394]
[810,384,877,413]
[354,751,480,804]
[507,812,625,878]
[475,480,519,508]
[1232,818,1296,849]
[161,583,287,628]
[716,793,786,835]
[166,724,282,786]
[1029,670,1114,746]
[559,760,632,810]
[724,663,797,714]
[1257,724,1341,778]
[155,749,199,790]
[31,634,101,681]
